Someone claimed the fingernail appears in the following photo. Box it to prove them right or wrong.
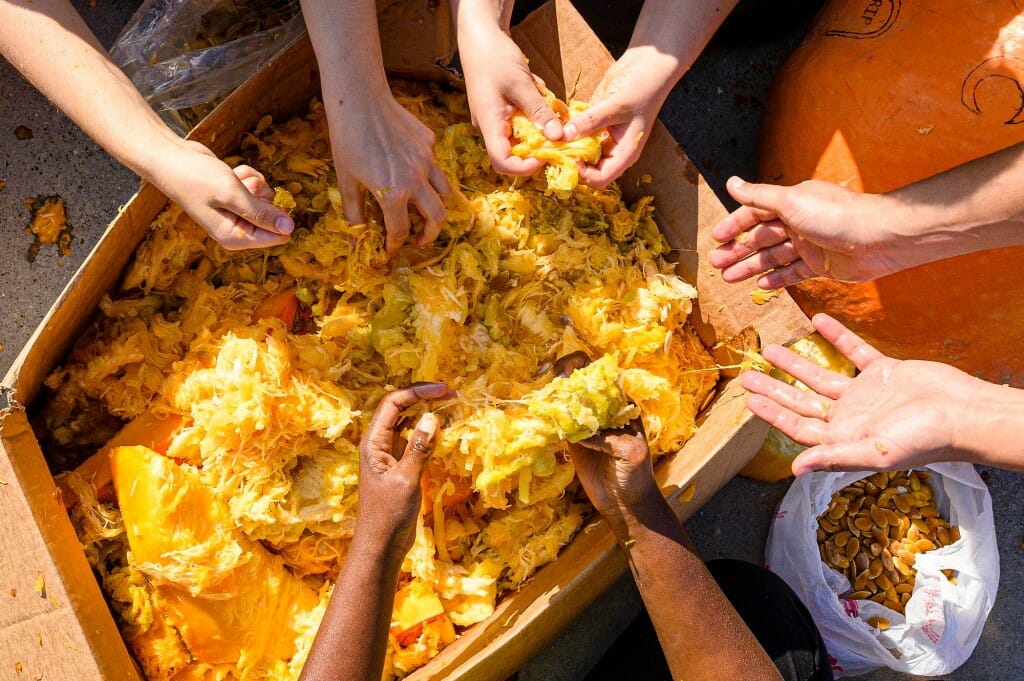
[276,216,294,234]
[563,123,578,140]
[417,412,439,438]
[543,120,562,139]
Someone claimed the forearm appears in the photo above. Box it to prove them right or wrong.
[0,0,183,180]
[299,536,402,681]
[618,497,781,681]
[883,142,1024,269]
[300,0,390,100]
[956,379,1024,472]
[452,0,514,32]
[625,0,740,96]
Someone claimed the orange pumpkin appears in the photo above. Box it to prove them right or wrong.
[759,0,1024,385]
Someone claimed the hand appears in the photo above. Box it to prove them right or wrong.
[458,18,563,175]
[563,49,669,189]
[356,383,449,557]
[152,140,294,250]
[322,90,451,256]
[553,352,663,536]
[709,177,909,288]
[741,314,984,475]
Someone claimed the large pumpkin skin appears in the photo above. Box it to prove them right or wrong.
[759,0,1024,385]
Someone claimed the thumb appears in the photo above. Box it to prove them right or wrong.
[726,176,788,215]
[515,85,563,140]
[219,179,294,236]
[400,412,439,477]
[563,99,618,140]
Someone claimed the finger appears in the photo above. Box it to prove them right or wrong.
[708,219,792,267]
[380,195,413,255]
[715,238,802,284]
[573,433,613,455]
[428,164,452,198]
[398,412,439,477]
[745,393,828,446]
[725,176,790,215]
[756,260,817,289]
[563,99,620,140]
[234,165,275,202]
[413,183,448,247]
[238,174,276,203]
[759,345,851,399]
[811,313,885,371]
[740,370,834,420]
[214,180,294,237]
[367,383,449,441]
[513,81,563,140]
[792,440,895,476]
[339,175,365,225]
[485,128,544,175]
[580,119,648,189]
[212,212,291,250]
[710,204,781,245]
[720,242,802,284]
[553,351,591,378]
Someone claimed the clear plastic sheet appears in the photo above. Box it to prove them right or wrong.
[110,0,305,133]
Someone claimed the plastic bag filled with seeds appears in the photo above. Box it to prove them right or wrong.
[766,464,998,677]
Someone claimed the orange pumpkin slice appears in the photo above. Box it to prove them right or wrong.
[56,410,184,509]
[110,445,319,669]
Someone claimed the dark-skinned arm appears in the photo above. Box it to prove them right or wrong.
[299,383,448,681]
[553,352,780,681]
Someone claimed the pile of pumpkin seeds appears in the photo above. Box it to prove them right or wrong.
[817,470,960,622]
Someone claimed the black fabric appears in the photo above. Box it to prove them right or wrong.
[511,0,824,53]
[584,559,834,681]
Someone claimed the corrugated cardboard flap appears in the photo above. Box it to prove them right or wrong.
[0,405,140,680]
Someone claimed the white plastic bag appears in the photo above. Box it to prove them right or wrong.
[766,463,999,678]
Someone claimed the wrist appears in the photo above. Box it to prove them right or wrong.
[349,525,408,572]
[615,45,683,103]
[954,379,1024,470]
[456,7,512,57]
[607,491,681,545]
[132,135,196,192]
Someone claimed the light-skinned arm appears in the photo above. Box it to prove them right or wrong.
[711,143,1024,288]
[0,0,294,250]
[299,0,451,256]
[299,383,448,681]
[566,0,740,188]
[742,313,1024,475]
[553,353,780,681]
[453,0,564,175]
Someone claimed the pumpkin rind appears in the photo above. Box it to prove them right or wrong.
[759,0,1024,385]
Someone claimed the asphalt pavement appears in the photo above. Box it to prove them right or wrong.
[0,1,1020,679]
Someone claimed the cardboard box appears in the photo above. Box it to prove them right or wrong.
[0,2,811,679]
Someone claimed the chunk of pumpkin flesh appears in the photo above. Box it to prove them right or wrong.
[110,445,319,665]
[57,410,184,508]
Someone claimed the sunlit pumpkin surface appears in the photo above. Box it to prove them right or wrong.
[46,81,717,680]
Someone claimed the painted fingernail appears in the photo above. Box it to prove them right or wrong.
[276,216,294,234]
[417,412,439,439]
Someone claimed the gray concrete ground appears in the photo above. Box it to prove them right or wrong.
[0,1,1020,680]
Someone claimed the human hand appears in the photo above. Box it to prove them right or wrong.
[741,314,984,476]
[562,49,669,189]
[322,89,451,256]
[458,20,563,175]
[553,352,662,537]
[709,177,910,288]
[152,140,294,250]
[357,383,449,558]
